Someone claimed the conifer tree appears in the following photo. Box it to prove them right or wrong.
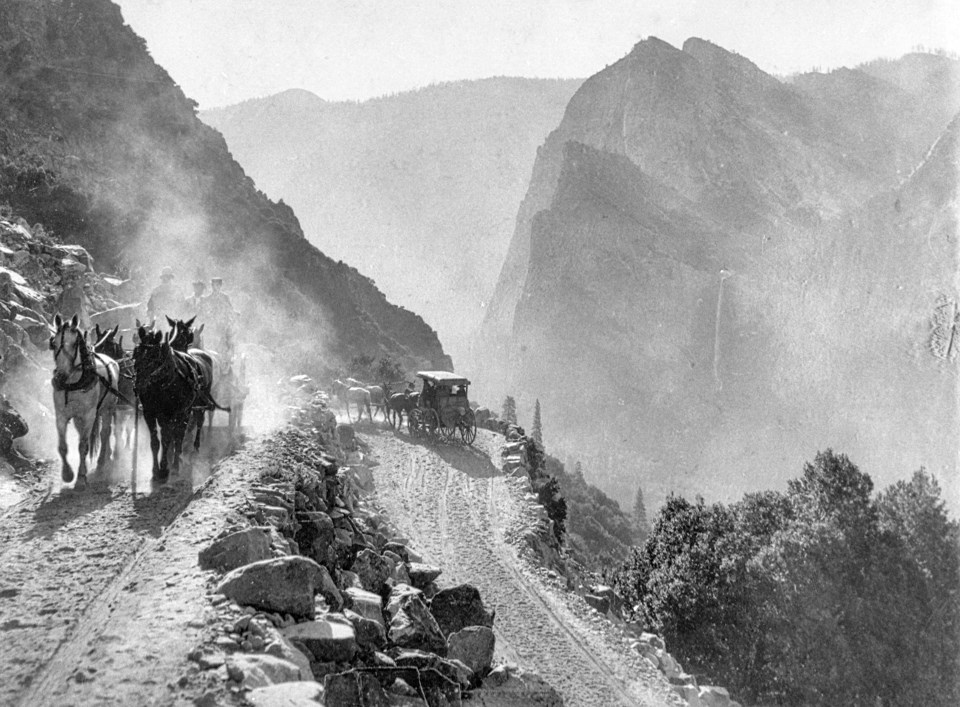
[633,484,648,533]
[502,395,517,424]
[532,399,543,445]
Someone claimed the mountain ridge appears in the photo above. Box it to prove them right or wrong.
[201,76,583,368]
[0,0,450,374]
[477,36,960,509]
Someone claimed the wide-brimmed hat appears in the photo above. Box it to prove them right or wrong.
[192,279,205,288]
[211,277,223,285]
[160,266,174,280]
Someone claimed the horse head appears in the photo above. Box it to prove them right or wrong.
[50,313,85,379]
[167,317,200,352]
[94,324,123,360]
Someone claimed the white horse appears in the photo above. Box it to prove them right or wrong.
[332,379,373,422]
[49,314,120,488]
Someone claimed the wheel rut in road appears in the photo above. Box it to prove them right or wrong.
[366,428,679,707]
[0,475,196,706]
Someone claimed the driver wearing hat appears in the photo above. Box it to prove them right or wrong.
[183,279,206,317]
[146,266,180,321]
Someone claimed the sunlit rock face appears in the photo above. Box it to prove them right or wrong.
[477,37,960,508]
[0,0,451,375]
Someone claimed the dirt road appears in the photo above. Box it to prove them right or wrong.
[365,427,682,707]
[0,420,681,706]
[0,442,263,707]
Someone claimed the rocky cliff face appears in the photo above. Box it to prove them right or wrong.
[201,78,581,369]
[477,36,960,508]
[0,0,449,374]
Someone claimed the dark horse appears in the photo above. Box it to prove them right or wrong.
[93,324,135,456]
[133,325,223,481]
[167,317,243,443]
[386,389,418,430]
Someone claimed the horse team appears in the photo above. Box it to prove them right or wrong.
[330,377,418,428]
[50,313,238,488]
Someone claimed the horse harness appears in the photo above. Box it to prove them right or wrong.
[136,347,229,413]
[52,335,125,410]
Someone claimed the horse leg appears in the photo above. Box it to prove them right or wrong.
[158,422,172,480]
[97,407,114,470]
[193,409,204,451]
[56,412,73,483]
[173,417,188,473]
[73,414,92,489]
[145,414,163,481]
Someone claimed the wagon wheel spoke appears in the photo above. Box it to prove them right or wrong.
[425,409,440,440]
[460,410,477,445]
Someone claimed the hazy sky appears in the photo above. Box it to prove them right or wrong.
[115,0,960,109]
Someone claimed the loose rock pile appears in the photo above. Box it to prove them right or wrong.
[0,213,141,471]
[495,427,565,572]
[192,399,562,706]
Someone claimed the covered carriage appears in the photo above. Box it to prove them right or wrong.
[408,371,477,445]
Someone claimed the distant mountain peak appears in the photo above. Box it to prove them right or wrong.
[265,88,327,110]
[682,37,780,89]
[629,36,679,54]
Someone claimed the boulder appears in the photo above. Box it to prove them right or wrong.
[406,562,442,589]
[393,648,474,689]
[340,570,363,590]
[264,633,314,679]
[294,511,336,571]
[472,665,563,706]
[344,608,387,651]
[674,684,702,706]
[583,593,610,614]
[699,686,732,707]
[391,562,411,586]
[639,632,665,651]
[337,425,356,449]
[216,555,333,619]
[657,648,683,679]
[386,584,446,654]
[446,625,495,676]
[282,616,357,663]
[351,549,393,594]
[429,584,495,636]
[245,681,325,707]
[198,527,272,572]
[344,587,384,627]
[323,670,387,706]
[224,654,302,690]
[385,583,423,619]
[349,465,375,491]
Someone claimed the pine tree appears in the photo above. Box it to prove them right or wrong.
[502,395,517,424]
[574,461,585,484]
[532,399,543,445]
[633,484,648,533]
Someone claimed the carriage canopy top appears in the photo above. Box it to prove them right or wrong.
[415,371,470,386]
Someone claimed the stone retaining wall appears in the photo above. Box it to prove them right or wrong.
[190,398,562,706]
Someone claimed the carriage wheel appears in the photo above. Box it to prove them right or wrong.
[459,410,477,445]
[424,409,440,440]
[440,416,457,442]
[408,408,423,437]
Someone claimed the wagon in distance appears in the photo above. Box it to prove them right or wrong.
[408,371,477,445]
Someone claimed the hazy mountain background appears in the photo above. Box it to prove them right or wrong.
[200,78,581,368]
[0,0,450,375]
[477,37,960,510]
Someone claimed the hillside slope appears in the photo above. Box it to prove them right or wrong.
[201,78,581,367]
[0,0,449,374]
[476,37,960,508]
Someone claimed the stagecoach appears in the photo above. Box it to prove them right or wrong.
[408,371,477,445]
